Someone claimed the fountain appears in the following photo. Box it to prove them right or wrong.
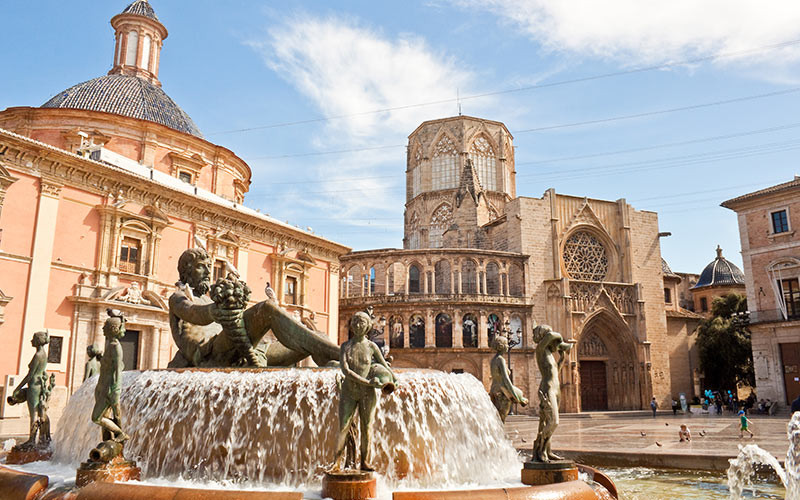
[727,411,800,499]
[0,249,617,499]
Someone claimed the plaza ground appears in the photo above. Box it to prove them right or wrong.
[505,410,793,471]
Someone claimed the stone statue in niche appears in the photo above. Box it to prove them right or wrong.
[7,331,56,452]
[489,335,528,422]
[84,345,103,381]
[531,325,572,462]
[332,311,397,472]
[167,248,340,368]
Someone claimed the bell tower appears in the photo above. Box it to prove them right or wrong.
[108,0,168,86]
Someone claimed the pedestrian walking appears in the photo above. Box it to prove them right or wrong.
[739,410,754,438]
[650,396,658,418]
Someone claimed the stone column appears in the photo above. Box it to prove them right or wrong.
[482,271,488,295]
[405,266,410,294]
[453,309,463,348]
[425,310,435,348]
[478,310,488,348]
[450,269,455,294]
[403,314,411,349]
[423,271,429,295]
[457,270,463,294]
[431,269,436,294]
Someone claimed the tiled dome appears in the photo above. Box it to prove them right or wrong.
[42,75,202,137]
[121,0,159,22]
[692,246,745,289]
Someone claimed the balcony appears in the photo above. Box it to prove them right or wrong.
[340,292,531,308]
[749,309,800,325]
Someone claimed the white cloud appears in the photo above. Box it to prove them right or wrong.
[254,14,475,140]
[247,14,484,231]
[449,0,800,66]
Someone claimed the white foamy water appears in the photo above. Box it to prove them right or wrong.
[53,368,521,489]
[727,411,800,500]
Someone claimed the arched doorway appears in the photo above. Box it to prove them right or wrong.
[577,312,640,411]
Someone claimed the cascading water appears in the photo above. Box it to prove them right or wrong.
[727,412,800,499]
[53,368,521,489]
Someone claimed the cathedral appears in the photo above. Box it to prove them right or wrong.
[339,115,701,412]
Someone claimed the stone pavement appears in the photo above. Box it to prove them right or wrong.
[505,410,793,471]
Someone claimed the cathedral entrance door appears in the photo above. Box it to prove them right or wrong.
[580,360,608,411]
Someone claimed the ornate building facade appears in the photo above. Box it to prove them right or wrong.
[723,177,800,405]
[0,1,349,421]
[340,115,699,412]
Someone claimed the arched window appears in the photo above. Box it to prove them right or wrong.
[346,265,361,297]
[389,316,404,348]
[125,30,139,66]
[509,262,524,296]
[462,260,477,294]
[142,34,152,71]
[469,136,496,191]
[429,203,453,249]
[387,262,404,294]
[487,313,501,346]
[409,265,421,293]
[432,135,458,190]
[364,267,376,295]
[563,231,609,281]
[409,314,425,348]
[462,313,478,348]
[435,313,453,347]
[434,260,451,294]
[486,261,500,295]
[510,315,523,349]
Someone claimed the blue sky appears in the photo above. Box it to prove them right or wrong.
[4,1,800,274]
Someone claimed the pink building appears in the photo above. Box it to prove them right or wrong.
[0,0,349,423]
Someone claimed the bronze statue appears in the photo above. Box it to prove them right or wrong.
[489,335,528,422]
[168,248,340,368]
[7,331,55,450]
[531,325,571,462]
[332,312,396,471]
[83,345,102,381]
[92,309,129,444]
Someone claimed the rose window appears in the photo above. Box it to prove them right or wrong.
[562,231,609,281]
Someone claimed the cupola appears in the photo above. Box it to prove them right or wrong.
[108,0,168,86]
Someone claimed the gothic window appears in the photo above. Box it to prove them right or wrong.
[562,231,609,281]
[125,31,138,66]
[409,265,421,293]
[486,261,500,294]
[469,136,497,191]
[429,203,453,248]
[434,260,451,294]
[119,237,141,274]
[432,135,458,190]
[462,259,477,294]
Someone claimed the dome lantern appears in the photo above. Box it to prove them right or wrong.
[108,0,168,87]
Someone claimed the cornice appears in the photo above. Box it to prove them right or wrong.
[0,129,350,261]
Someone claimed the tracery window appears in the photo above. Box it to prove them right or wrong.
[428,203,453,248]
[432,136,458,190]
[408,212,420,249]
[562,231,609,281]
[469,136,496,191]
[412,166,421,198]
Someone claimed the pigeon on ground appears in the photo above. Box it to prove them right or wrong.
[640,432,647,437]
[655,441,663,447]
[665,423,669,426]
[521,438,527,443]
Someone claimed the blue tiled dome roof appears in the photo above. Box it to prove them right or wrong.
[692,246,745,289]
[121,0,159,22]
[41,75,202,137]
